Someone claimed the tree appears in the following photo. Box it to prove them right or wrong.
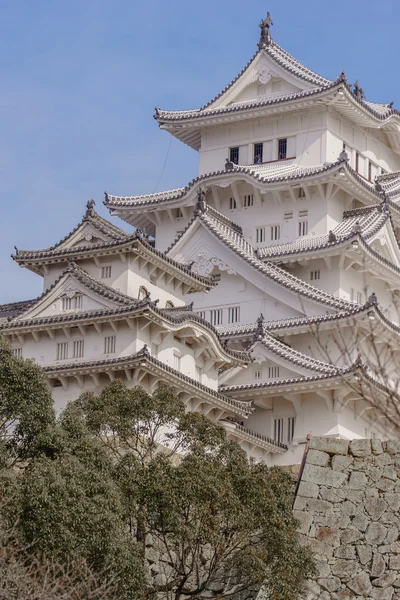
[73,381,315,599]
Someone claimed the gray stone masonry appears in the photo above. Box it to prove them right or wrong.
[296,438,400,600]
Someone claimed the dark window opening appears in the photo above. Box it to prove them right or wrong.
[355,152,360,173]
[230,147,239,164]
[254,143,263,164]
[368,161,373,182]
[278,138,287,160]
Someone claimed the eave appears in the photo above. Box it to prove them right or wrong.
[222,420,287,454]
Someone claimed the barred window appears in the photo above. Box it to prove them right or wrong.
[104,335,116,354]
[268,366,280,379]
[61,296,72,311]
[254,369,262,380]
[56,342,68,360]
[197,311,206,320]
[228,306,240,324]
[274,418,284,443]
[210,309,223,326]
[229,197,237,209]
[298,221,308,236]
[244,194,254,207]
[229,147,239,164]
[278,138,287,160]
[284,210,293,220]
[310,270,320,281]
[74,294,83,309]
[12,348,22,358]
[101,265,112,279]
[287,417,296,443]
[73,340,84,358]
[255,227,265,243]
[270,225,280,241]
[254,143,263,163]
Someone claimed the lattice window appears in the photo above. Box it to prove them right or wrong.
[229,147,239,164]
[243,194,254,207]
[101,265,112,279]
[310,270,320,281]
[210,309,223,326]
[61,296,72,311]
[254,369,262,380]
[287,417,296,443]
[229,197,237,210]
[254,143,263,163]
[74,294,83,309]
[256,227,265,243]
[56,342,68,360]
[12,348,22,358]
[197,311,206,320]
[228,306,240,324]
[274,418,284,444]
[298,221,308,236]
[73,340,84,358]
[278,138,287,160]
[268,366,280,379]
[104,335,116,354]
[270,225,280,241]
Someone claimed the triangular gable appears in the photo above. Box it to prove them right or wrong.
[205,45,330,111]
[15,264,132,322]
[367,219,400,268]
[167,210,351,315]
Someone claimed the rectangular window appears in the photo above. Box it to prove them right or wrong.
[270,225,280,241]
[243,194,254,207]
[228,306,240,324]
[268,366,280,379]
[278,138,287,160]
[274,418,284,444]
[61,297,72,311]
[287,417,296,443]
[254,143,263,164]
[197,311,206,320]
[254,369,262,380]
[74,294,83,309]
[56,342,68,361]
[101,265,112,279]
[173,354,181,371]
[210,309,223,326]
[298,209,308,218]
[230,147,239,164]
[255,227,265,243]
[104,335,116,354]
[310,270,320,281]
[298,221,308,236]
[284,210,293,220]
[229,197,236,210]
[73,340,84,358]
[355,152,360,173]
[12,348,22,358]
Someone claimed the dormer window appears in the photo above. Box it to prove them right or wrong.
[278,138,287,160]
[230,147,239,164]
[254,143,263,164]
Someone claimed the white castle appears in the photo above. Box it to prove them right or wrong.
[2,13,400,466]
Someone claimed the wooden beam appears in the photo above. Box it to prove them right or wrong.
[211,186,221,210]
[78,324,87,337]
[47,329,56,341]
[60,377,69,391]
[230,182,241,209]
[32,330,41,343]
[93,322,102,335]
[91,373,100,387]
[110,321,119,333]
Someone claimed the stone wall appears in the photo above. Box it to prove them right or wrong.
[295,437,400,600]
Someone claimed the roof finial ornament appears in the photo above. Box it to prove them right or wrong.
[13,245,19,256]
[388,102,394,109]
[194,188,207,216]
[338,70,347,83]
[339,142,349,162]
[328,230,337,243]
[225,158,235,171]
[258,11,273,49]
[255,313,265,340]
[86,199,96,216]
[353,80,365,101]
[367,291,378,305]
[353,220,361,234]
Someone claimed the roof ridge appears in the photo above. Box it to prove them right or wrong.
[265,41,332,87]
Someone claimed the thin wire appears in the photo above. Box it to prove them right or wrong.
[152,134,173,193]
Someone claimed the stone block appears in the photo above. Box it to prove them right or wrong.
[366,487,380,498]
[378,478,396,492]
[387,441,400,455]
[320,487,343,503]
[317,527,341,548]
[373,572,398,589]
[371,553,387,577]
[318,577,341,592]
[372,439,384,455]
[316,515,351,529]
[347,571,372,596]
[390,556,400,570]
[309,437,349,456]
[294,510,313,535]
[293,496,307,511]
[297,480,319,498]
[153,573,167,587]
[335,546,356,559]
[341,528,363,544]
[375,453,393,467]
[364,498,388,520]
[383,467,398,482]
[348,471,368,489]
[307,449,330,467]
[366,522,388,545]
[356,544,372,565]
[350,439,372,457]
[332,455,354,471]
[385,494,400,512]
[302,464,348,488]
[306,498,334,513]
[308,538,334,559]
[331,559,358,578]
[333,591,357,600]
[316,560,332,578]
[370,587,394,599]
[351,514,369,533]
[342,500,357,516]
[379,543,400,554]
[386,526,399,544]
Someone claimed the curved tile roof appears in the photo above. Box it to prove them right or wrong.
[0,299,37,325]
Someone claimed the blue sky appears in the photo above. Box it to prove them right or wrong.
[1,0,399,303]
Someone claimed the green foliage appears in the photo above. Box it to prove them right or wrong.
[0,364,314,599]
[0,339,55,460]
